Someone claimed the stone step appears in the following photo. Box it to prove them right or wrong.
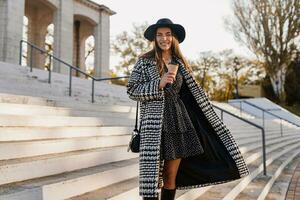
[0,135,131,160]
[0,122,289,143]
[0,64,132,106]
[246,117,300,129]
[212,102,255,119]
[0,97,294,133]
[176,136,299,200]
[0,146,138,186]
[242,137,300,168]
[223,119,293,130]
[264,152,300,200]
[232,146,300,200]
[72,133,300,200]
[0,114,134,127]
[225,121,292,130]
[0,158,139,200]
[0,85,131,107]
[70,177,139,200]
[0,116,294,142]
[0,92,135,112]
[0,126,296,161]
[1,124,298,199]
[52,100,135,113]
[0,93,292,131]
[0,102,136,118]
[0,93,55,106]
[87,181,192,200]
[0,92,295,130]
[0,129,291,199]
[0,78,68,99]
[0,126,131,141]
[1,91,280,123]
[220,142,300,200]
[175,187,211,200]
[237,132,300,155]
[0,63,29,80]
[221,116,295,130]
[256,150,300,200]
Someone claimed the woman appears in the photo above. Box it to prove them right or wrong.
[127,18,249,200]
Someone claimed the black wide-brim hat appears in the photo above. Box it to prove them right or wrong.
[144,18,186,43]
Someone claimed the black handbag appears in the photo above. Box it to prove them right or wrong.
[127,101,140,153]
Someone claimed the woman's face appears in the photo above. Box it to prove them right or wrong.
[156,27,172,51]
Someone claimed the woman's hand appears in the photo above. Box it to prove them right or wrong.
[159,72,176,89]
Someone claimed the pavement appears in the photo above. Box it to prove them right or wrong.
[286,160,300,200]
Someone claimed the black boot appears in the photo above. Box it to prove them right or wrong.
[160,188,176,200]
[143,197,159,200]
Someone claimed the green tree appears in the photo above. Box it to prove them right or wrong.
[112,22,152,75]
[190,51,220,95]
[225,0,300,102]
[211,49,264,100]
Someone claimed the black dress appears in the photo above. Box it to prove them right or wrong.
[161,69,204,160]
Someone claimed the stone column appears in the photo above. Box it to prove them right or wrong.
[94,11,110,78]
[32,26,48,70]
[53,0,73,74]
[72,20,92,78]
[73,20,81,77]
[0,0,25,64]
[27,9,49,70]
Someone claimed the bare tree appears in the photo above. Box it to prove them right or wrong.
[225,0,300,102]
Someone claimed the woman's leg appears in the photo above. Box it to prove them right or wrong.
[142,159,181,200]
[161,158,181,200]
[163,158,182,189]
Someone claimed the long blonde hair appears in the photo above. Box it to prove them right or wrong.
[141,35,192,76]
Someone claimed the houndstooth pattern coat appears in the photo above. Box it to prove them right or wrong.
[127,56,250,198]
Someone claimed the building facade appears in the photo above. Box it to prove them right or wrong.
[0,0,115,78]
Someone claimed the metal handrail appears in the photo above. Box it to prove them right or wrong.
[212,104,267,175]
[239,100,300,136]
[242,101,283,135]
[19,40,128,103]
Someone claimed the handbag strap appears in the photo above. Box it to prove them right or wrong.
[134,101,139,130]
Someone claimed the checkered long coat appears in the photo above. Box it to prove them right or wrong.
[127,56,249,197]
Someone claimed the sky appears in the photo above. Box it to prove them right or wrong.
[93,0,253,69]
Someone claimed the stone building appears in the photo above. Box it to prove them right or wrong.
[0,0,115,78]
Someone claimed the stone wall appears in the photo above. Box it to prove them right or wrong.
[0,0,25,63]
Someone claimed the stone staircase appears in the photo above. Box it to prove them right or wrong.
[0,61,133,106]
[0,62,299,200]
[0,93,139,200]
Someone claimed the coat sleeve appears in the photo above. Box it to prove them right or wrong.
[127,58,164,102]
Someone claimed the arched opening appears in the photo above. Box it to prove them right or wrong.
[73,15,96,77]
[21,16,29,66]
[24,0,56,70]
[45,23,54,70]
[85,35,95,76]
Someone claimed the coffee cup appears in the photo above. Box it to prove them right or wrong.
[167,64,178,80]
